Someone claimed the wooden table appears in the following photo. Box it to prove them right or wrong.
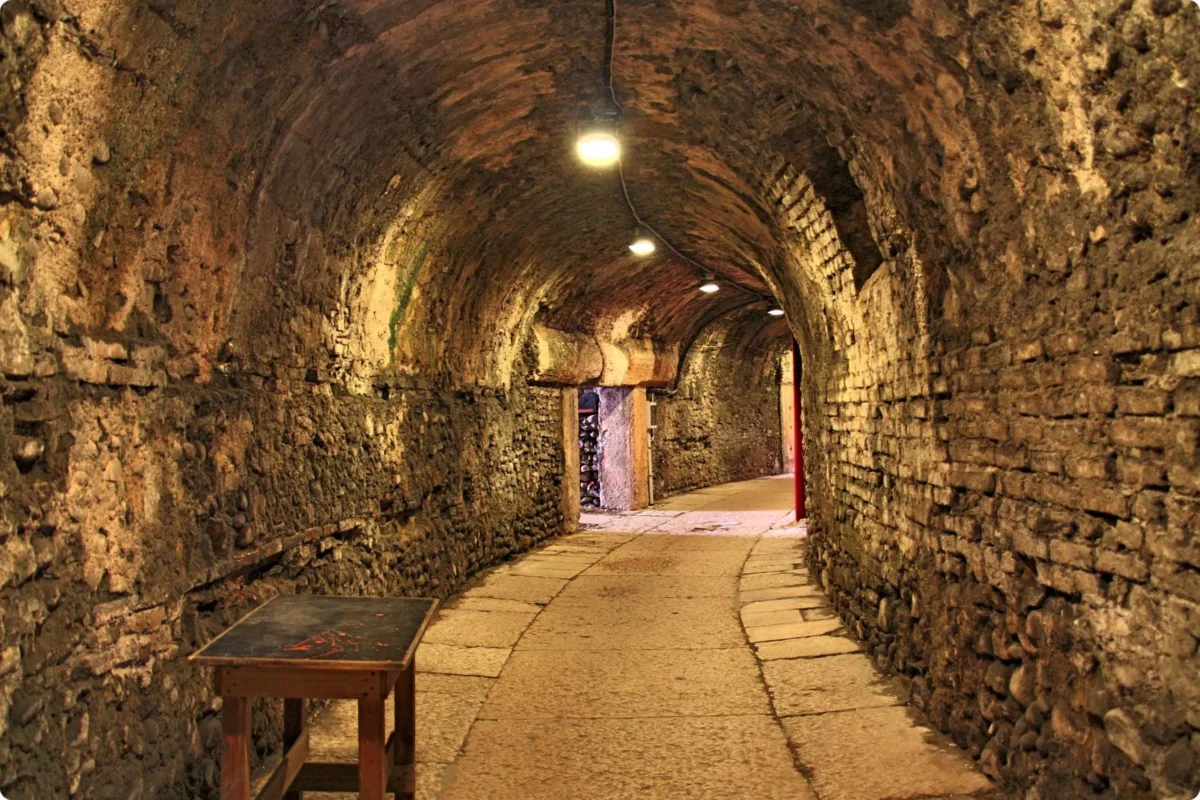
[192,595,438,800]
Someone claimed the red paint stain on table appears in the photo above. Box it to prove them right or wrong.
[281,629,364,659]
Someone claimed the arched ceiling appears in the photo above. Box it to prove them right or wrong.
[21,0,1190,389]
[228,0,816,386]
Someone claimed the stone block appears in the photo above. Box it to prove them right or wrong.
[1095,550,1148,581]
[1065,356,1119,384]
[1115,457,1166,488]
[1112,418,1181,450]
[1074,480,1129,518]
[1116,387,1169,416]
[82,337,128,361]
[1103,521,1144,551]
[1150,563,1200,603]
[1171,350,1200,377]
[1012,529,1049,560]
[61,348,109,384]
[1049,540,1094,570]
[1168,462,1200,493]
[1030,450,1063,474]
[948,465,994,493]
[1064,454,1110,480]
[1176,387,1200,417]
[1146,524,1200,568]
[1011,418,1045,442]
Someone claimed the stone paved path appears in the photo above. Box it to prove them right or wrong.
[303,475,1000,800]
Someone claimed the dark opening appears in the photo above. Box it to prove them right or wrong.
[579,388,601,509]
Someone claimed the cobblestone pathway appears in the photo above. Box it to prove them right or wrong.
[305,475,999,800]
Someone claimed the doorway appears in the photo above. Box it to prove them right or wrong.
[577,386,650,513]
[579,388,600,509]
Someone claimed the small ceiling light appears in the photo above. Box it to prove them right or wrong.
[699,274,720,294]
[628,228,655,256]
[576,107,620,168]
[768,307,785,316]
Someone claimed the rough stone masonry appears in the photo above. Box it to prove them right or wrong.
[1,0,1198,798]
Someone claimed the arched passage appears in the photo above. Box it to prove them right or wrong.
[0,0,1197,797]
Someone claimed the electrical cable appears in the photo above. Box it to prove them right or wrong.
[605,0,620,112]
[605,0,774,305]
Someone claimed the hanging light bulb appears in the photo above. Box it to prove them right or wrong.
[699,274,720,294]
[628,228,655,256]
[768,307,785,316]
[575,107,620,168]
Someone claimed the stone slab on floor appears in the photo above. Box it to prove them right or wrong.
[588,549,746,577]
[558,531,639,547]
[743,559,805,574]
[555,573,738,600]
[517,594,744,650]
[739,570,810,591]
[579,514,672,533]
[422,608,537,648]
[503,562,588,579]
[742,608,804,628]
[415,689,492,764]
[417,673,495,702]
[746,618,843,643]
[762,653,904,717]
[461,573,567,605]
[782,705,992,800]
[448,716,816,800]
[449,596,543,614]
[480,646,769,719]
[742,595,829,613]
[417,642,511,677]
[652,532,762,550]
[741,584,825,603]
[755,634,862,661]
[598,534,677,555]
[649,517,782,537]
[752,538,807,553]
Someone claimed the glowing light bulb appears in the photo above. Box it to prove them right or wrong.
[628,230,655,256]
[576,132,620,167]
[699,279,720,294]
[768,307,785,316]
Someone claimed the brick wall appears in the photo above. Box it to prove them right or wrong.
[759,128,1199,798]
[0,363,565,797]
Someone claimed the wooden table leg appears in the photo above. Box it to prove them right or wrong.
[359,696,387,800]
[283,698,305,800]
[221,695,252,800]
[395,661,415,798]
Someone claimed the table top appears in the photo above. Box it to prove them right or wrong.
[192,595,438,670]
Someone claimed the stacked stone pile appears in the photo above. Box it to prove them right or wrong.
[580,412,601,508]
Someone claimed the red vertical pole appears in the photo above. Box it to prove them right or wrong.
[792,337,805,521]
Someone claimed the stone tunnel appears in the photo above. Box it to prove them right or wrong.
[0,0,1197,797]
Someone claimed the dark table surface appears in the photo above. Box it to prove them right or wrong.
[192,595,438,670]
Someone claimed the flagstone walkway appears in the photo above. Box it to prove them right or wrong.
[301,475,1001,800]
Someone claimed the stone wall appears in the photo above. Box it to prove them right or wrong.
[0,5,580,796]
[0,363,566,798]
[757,142,1200,796]
[693,1,1200,795]
[652,313,785,498]
[804,268,1200,798]
[751,52,1200,800]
